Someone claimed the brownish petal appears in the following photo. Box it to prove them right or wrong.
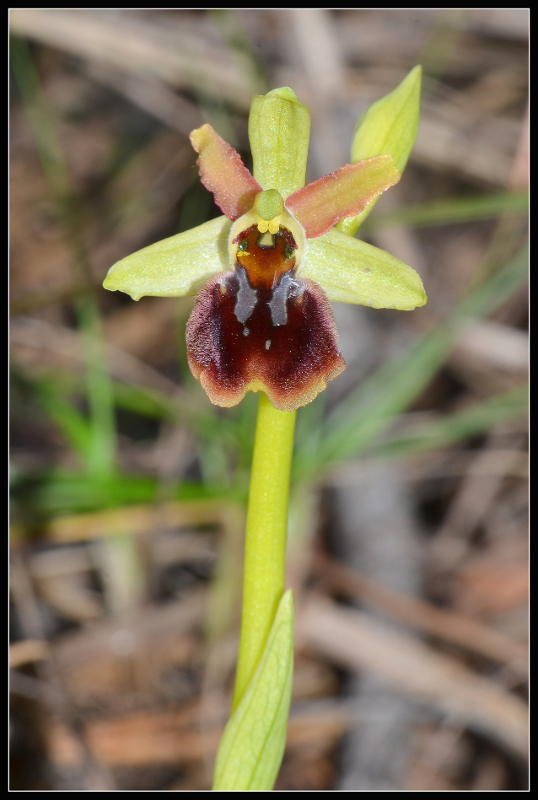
[190,125,262,220]
[186,271,345,412]
[285,156,400,238]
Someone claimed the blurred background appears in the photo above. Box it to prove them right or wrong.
[10,9,528,791]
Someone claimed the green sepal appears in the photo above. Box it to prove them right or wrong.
[103,215,231,300]
[351,65,422,173]
[212,589,294,791]
[301,227,427,310]
[248,87,310,199]
[338,65,422,236]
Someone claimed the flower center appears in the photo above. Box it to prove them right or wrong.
[228,191,306,276]
[227,190,307,328]
[231,224,299,327]
[234,225,297,290]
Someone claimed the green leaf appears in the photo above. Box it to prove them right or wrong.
[377,383,528,459]
[33,380,92,463]
[362,190,529,232]
[213,589,294,790]
[248,88,311,199]
[11,471,237,521]
[351,65,422,173]
[103,215,231,300]
[301,227,427,310]
[338,65,422,235]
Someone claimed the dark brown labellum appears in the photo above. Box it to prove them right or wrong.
[186,271,345,411]
[187,220,345,410]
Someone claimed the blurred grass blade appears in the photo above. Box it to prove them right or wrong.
[10,35,70,199]
[111,381,179,422]
[362,190,529,232]
[111,380,255,458]
[213,590,294,790]
[454,244,528,321]
[418,9,469,86]
[28,372,256,481]
[10,471,241,521]
[295,243,528,474]
[11,36,117,478]
[209,10,269,94]
[377,383,528,458]
[77,300,117,477]
[33,380,93,462]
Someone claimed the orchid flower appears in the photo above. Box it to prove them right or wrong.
[104,86,426,412]
[103,75,425,790]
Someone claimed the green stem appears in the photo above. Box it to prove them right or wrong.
[232,393,296,710]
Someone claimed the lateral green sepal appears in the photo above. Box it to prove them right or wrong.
[301,227,427,310]
[103,215,231,300]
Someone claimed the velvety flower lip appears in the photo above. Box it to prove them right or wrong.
[186,268,345,411]
[104,86,427,412]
